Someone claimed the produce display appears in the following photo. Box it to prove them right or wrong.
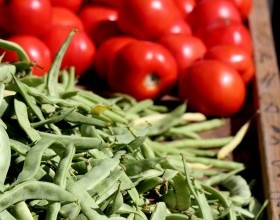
[0,0,267,219]
[0,25,267,220]
[0,0,255,117]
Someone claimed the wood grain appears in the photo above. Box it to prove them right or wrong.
[249,0,280,219]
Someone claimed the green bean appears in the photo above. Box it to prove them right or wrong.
[160,136,233,149]
[182,156,213,219]
[76,157,119,191]
[47,29,76,97]
[166,213,191,220]
[10,139,31,155]
[64,67,76,91]
[0,39,30,62]
[12,201,33,220]
[14,96,41,142]
[12,138,64,186]
[171,118,225,133]
[172,173,191,211]
[221,175,251,206]
[203,167,244,186]
[150,202,167,220]
[46,144,75,220]
[126,99,154,114]
[0,125,11,183]
[136,176,162,194]
[31,108,75,128]
[0,210,17,220]
[65,111,109,127]
[104,183,123,215]
[170,155,244,170]
[217,120,250,159]
[59,202,81,220]
[88,167,123,197]
[0,181,76,212]
[66,179,108,220]
[38,131,107,150]
[202,184,236,220]
[11,74,45,121]
[140,141,155,158]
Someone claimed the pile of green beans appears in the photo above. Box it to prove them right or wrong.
[0,31,267,220]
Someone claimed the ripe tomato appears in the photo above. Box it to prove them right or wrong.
[89,0,122,8]
[165,18,192,35]
[79,5,120,47]
[117,0,181,40]
[179,59,246,117]
[50,0,83,12]
[158,34,206,77]
[50,7,84,31]
[204,45,255,84]
[199,20,253,56]
[94,36,137,79]
[188,0,242,35]
[108,41,178,100]
[42,26,96,76]
[1,35,51,76]
[230,0,252,20]
[0,0,52,37]
[173,0,196,20]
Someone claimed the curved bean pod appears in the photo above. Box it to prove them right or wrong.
[0,181,76,212]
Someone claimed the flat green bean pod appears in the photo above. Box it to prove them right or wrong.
[0,181,76,212]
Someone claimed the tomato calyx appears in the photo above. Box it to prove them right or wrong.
[144,73,160,90]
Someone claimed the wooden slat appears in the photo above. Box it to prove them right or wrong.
[249,0,280,219]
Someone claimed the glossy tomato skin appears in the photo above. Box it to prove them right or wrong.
[50,0,83,12]
[0,0,52,37]
[173,0,196,20]
[42,26,96,76]
[179,60,246,117]
[50,7,84,31]
[94,36,137,79]
[158,34,206,77]
[117,0,181,40]
[1,35,51,76]
[165,18,192,35]
[199,20,253,56]
[188,0,242,35]
[108,41,178,100]
[79,5,120,47]
[230,0,252,20]
[204,45,255,84]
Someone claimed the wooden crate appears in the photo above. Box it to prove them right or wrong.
[246,0,280,219]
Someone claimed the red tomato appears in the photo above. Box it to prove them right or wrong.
[179,59,246,117]
[50,0,83,12]
[42,26,96,76]
[79,5,120,47]
[204,45,255,84]
[230,0,252,20]
[199,20,253,56]
[108,41,178,100]
[1,35,51,76]
[165,18,192,35]
[50,7,84,31]
[117,0,181,40]
[173,0,196,20]
[94,36,137,79]
[158,34,206,77]
[89,0,122,8]
[188,0,242,35]
[0,0,52,37]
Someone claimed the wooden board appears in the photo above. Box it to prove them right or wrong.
[249,0,280,219]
